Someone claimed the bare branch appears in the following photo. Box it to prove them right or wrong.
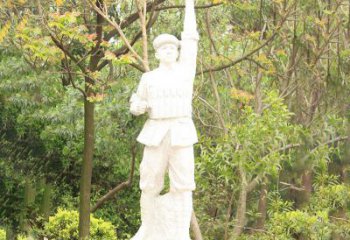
[246,136,348,194]
[208,69,228,135]
[280,181,305,191]
[88,0,145,67]
[63,53,87,98]
[197,2,296,75]
[197,96,219,114]
[49,33,88,75]
[136,0,150,71]
[247,176,260,193]
[104,0,166,41]
[97,8,159,72]
[91,144,137,212]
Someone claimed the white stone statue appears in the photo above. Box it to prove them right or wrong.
[129,0,199,239]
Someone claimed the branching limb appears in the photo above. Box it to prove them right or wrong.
[136,0,150,71]
[246,136,347,194]
[91,143,137,213]
[63,53,87,98]
[35,0,88,97]
[104,0,166,41]
[280,181,305,191]
[87,0,146,68]
[197,1,297,75]
[49,33,88,76]
[97,1,160,72]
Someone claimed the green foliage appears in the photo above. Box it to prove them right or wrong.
[0,229,5,240]
[44,209,117,240]
[330,220,350,239]
[198,91,298,185]
[0,49,141,238]
[267,192,293,217]
[269,210,331,239]
[17,234,27,240]
[229,91,298,177]
[311,184,350,211]
[1,0,350,239]
[195,92,301,238]
[237,232,275,240]
[14,17,63,65]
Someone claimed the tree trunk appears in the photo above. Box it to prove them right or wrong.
[255,180,267,230]
[40,181,53,219]
[232,168,247,238]
[78,0,101,235]
[298,170,312,206]
[342,126,350,184]
[6,227,15,240]
[78,99,95,239]
[224,192,234,240]
[22,178,36,233]
[190,211,203,240]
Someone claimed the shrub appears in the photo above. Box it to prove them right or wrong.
[268,210,331,239]
[0,229,5,240]
[44,208,117,240]
[17,235,27,240]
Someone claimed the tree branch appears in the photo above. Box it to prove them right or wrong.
[280,181,305,191]
[97,8,159,72]
[88,0,104,71]
[88,0,145,67]
[197,2,296,75]
[91,144,137,213]
[63,53,87,98]
[247,175,260,193]
[49,33,88,76]
[104,0,166,41]
[35,0,89,75]
[136,0,150,71]
[246,136,348,194]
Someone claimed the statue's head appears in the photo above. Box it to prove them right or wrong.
[153,34,180,64]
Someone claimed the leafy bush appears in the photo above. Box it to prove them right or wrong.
[268,210,331,239]
[311,184,350,211]
[0,229,5,240]
[237,232,276,240]
[0,228,28,240]
[44,208,117,240]
[17,235,27,240]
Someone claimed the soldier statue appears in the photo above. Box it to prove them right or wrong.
[130,0,199,239]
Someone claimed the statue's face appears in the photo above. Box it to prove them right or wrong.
[155,43,179,64]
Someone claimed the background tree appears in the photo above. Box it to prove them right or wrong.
[1,0,350,239]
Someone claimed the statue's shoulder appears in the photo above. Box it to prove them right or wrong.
[142,69,157,80]
[141,69,159,81]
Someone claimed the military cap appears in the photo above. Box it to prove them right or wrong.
[153,34,180,50]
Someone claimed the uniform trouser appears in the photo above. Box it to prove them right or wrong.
[132,133,195,240]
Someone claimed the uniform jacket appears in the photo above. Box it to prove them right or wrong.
[130,31,199,147]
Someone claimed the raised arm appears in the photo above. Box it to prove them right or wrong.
[183,0,197,34]
[179,0,199,79]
